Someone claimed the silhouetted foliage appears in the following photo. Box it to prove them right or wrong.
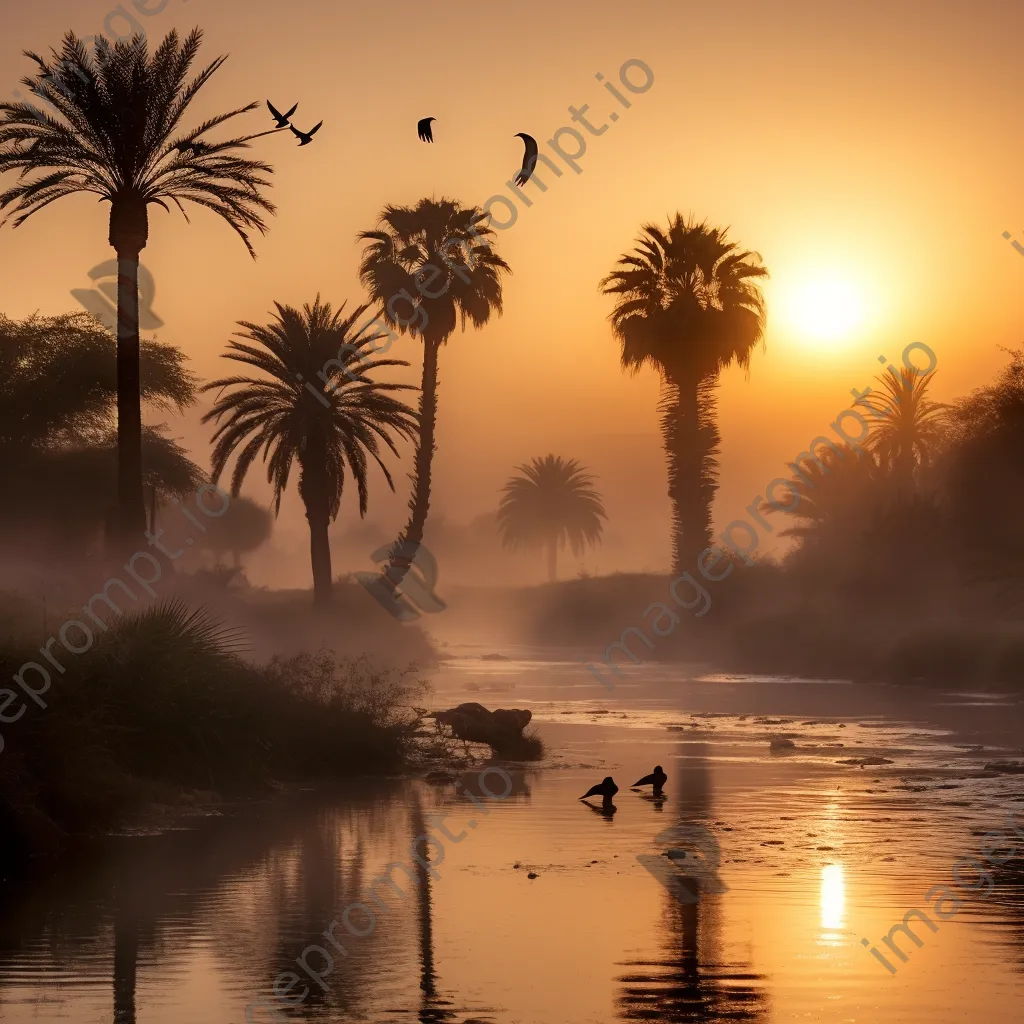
[859,365,947,491]
[941,348,1024,581]
[195,494,273,568]
[0,29,276,536]
[0,312,201,555]
[0,598,428,855]
[202,298,417,605]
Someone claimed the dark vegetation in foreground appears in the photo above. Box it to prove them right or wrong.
[0,601,428,862]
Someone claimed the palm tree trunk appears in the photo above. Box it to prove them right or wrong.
[116,255,146,541]
[895,445,916,497]
[663,374,720,574]
[385,336,440,590]
[300,455,333,606]
[546,538,557,582]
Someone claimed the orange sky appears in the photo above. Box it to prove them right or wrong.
[2,0,1023,585]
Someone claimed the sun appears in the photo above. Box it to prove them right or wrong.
[780,272,867,346]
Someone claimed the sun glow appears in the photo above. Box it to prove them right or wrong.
[780,272,868,346]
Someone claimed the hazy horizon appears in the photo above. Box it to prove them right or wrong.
[3,0,1023,588]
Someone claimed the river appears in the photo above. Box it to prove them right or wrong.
[1,656,1023,1023]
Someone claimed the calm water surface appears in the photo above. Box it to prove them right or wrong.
[2,657,1024,1023]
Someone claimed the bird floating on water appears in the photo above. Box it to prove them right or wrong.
[417,117,436,142]
[289,120,323,147]
[632,765,668,796]
[267,100,298,128]
[580,776,619,801]
[513,132,538,186]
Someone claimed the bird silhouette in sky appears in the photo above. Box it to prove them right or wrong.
[632,765,668,797]
[267,100,298,128]
[417,117,436,142]
[289,120,323,147]
[580,776,619,801]
[514,132,538,186]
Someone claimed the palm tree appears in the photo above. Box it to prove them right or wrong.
[201,299,417,606]
[601,216,767,574]
[497,455,606,581]
[857,365,947,492]
[358,198,510,590]
[0,30,276,540]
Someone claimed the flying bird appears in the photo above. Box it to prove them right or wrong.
[632,766,668,796]
[417,117,436,142]
[580,776,619,801]
[267,100,298,128]
[289,120,323,147]
[514,132,538,187]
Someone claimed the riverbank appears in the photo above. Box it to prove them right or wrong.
[432,574,1024,690]
[0,600,430,864]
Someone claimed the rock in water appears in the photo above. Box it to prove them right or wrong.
[433,702,532,754]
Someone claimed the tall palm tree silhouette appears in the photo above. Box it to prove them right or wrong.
[358,199,510,590]
[202,299,417,605]
[857,365,947,493]
[0,30,276,541]
[601,217,767,574]
[496,455,607,581]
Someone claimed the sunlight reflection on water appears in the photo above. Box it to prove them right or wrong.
[820,863,846,931]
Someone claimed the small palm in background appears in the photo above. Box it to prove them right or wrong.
[497,455,606,582]
[202,298,418,606]
[858,365,947,492]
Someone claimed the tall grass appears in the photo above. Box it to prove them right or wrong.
[0,600,427,859]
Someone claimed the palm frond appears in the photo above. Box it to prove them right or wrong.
[201,298,418,523]
[0,30,275,256]
[497,455,607,556]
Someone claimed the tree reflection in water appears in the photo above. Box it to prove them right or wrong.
[616,742,769,1023]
